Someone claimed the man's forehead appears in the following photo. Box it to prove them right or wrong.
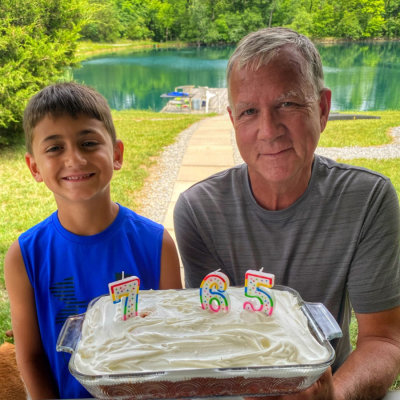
[234,45,306,72]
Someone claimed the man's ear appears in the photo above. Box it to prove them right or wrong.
[113,140,124,171]
[319,89,332,133]
[227,106,234,125]
[25,153,43,182]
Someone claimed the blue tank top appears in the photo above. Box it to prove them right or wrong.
[19,204,164,399]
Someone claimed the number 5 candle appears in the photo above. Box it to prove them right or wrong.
[200,270,231,312]
[109,275,140,321]
[243,269,275,316]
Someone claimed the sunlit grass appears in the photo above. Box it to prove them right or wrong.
[76,40,190,60]
[320,111,400,147]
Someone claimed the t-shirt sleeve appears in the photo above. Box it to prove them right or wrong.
[347,179,400,313]
[174,192,220,288]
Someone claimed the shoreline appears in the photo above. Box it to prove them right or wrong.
[76,37,400,60]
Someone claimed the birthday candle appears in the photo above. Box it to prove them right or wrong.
[200,270,231,313]
[243,269,275,316]
[108,275,140,321]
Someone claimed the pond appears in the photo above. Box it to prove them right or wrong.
[71,41,400,112]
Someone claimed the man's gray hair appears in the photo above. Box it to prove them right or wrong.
[226,27,325,103]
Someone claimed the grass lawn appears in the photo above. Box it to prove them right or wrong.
[0,109,399,388]
[76,39,190,60]
[321,110,400,147]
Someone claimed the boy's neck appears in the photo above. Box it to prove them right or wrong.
[56,200,120,236]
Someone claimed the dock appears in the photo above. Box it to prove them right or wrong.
[160,86,229,114]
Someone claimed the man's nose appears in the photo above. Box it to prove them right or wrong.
[257,110,282,140]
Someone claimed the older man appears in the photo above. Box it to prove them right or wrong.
[174,28,400,399]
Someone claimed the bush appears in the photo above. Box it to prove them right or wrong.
[0,0,86,145]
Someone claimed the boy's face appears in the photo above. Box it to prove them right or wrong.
[25,113,123,206]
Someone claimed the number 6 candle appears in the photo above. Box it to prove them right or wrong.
[200,270,231,312]
[109,275,140,321]
[243,269,275,316]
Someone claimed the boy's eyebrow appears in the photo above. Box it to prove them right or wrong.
[40,134,63,144]
[40,130,100,144]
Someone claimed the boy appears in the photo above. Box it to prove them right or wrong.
[4,82,182,399]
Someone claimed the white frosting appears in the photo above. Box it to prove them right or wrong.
[73,288,330,375]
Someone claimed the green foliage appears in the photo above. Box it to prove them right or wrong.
[80,0,121,42]
[76,0,398,45]
[0,0,86,145]
[1,0,400,141]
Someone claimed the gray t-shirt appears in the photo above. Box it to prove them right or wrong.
[174,155,400,371]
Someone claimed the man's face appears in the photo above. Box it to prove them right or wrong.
[228,47,331,207]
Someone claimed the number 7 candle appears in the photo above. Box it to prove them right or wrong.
[243,269,275,316]
[109,275,140,321]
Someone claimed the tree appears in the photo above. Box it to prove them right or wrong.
[383,0,400,36]
[80,0,121,42]
[0,0,86,144]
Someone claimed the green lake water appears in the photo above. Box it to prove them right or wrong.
[72,41,400,112]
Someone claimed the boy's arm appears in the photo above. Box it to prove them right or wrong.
[4,240,59,400]
[159,229,182,289]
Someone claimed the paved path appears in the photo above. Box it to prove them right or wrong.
[163,114,235,243]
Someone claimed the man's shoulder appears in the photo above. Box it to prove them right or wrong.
[181,164,245,199]
[316,155,391,186]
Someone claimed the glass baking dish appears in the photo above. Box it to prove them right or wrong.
[57,285,342,399]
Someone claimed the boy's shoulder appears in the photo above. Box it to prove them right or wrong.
[18,205,164,246]
[19,212,56,242]
[118,204,164,233]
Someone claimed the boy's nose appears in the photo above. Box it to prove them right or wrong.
[64,148,87,167]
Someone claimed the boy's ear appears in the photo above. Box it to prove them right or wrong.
[113,140,124,171]
[25,153,43,182]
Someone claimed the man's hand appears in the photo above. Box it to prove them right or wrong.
[245,367,334,400]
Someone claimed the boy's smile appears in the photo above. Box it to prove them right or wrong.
[25,113,123,207]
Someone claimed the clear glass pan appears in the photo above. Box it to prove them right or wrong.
[57,286,342,399]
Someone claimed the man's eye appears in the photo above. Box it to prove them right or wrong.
[241,108,257,116]
[281,102,296,108]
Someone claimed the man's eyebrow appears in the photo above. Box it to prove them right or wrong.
[276,90,301,102]
[235,102,255,110]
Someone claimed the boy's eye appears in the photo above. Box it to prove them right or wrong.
[45,145,62,153]
[82,141,98,148]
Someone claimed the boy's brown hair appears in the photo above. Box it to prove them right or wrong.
[23,82,117,154]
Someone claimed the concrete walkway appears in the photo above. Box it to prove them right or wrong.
[163,113,235,243]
